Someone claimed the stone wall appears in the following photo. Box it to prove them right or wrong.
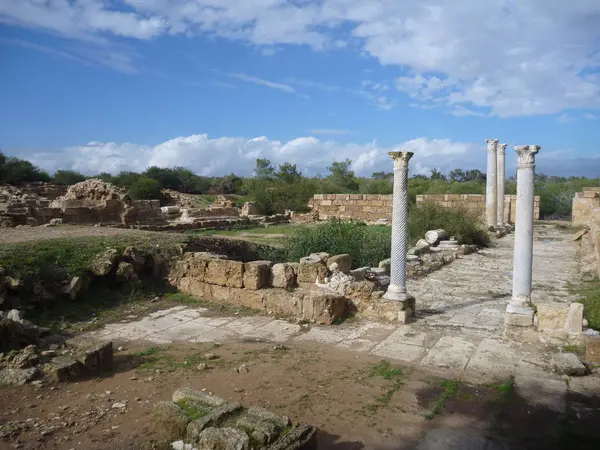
[573,188,600,279]
[309,193,540,223]
[17,183,68,200]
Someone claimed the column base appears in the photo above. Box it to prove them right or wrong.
[383,284,413,302]
[382,286,415,324]
[504,302,535,327]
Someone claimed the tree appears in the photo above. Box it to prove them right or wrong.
[327,159,359,192]
[372,171,393,180]
[113,171,143,187]
[129,177,162,200]
[276,162,302,184]
[52,169,86,185]
[429,169,446,180]
[219,174,244,194]
[144,166,182,190]
[95,172,115,183]
[254,158,275,180]
[2,157,50,184]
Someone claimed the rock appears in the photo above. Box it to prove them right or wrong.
[7,345,39,369]
[350,267,368,281]
[566,303,584,333]
[234,364,249,374]
[270,263,297,289]
[243,261,272,290]
[240,202,260,217]
[122,246,147,272]
[378,259,391,275]
[43,355,82,382]
[49,218,63,226]
[116,262,138,283]
[172,388,227,408]
[0,367,40,386]
[186,404,243,443]
[297,256,328,284]
[424,229,449,246]
[153,401,190,440]
[552,353,586,376]
[326,254,352,273]
[195,427,249,450]
[60,276,84,301]
[536,304,568,330]
[269,424,316,450]
[246,407,290,428]
[572,228,588,241]
[89,249,119,276]
[197,363,208,371]
[73,341,113,373]
[26,217,38,226]
[112,402,127,409]
[4,277,21,291]
[204,352,218,361]
[0,317,40,352]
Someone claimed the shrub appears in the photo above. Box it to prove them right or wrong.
[283,219,391,268]
[52,169,86,185]
[129,177,162,200]
[409,201,489,246]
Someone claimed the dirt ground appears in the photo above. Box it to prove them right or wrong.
[2,339,600,450]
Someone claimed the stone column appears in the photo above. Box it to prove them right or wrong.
[384,151,414,303]
[505,145,541,327]
[496,143,507,226]
[486,139,498,228]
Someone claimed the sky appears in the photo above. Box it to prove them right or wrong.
[0,0,599,178]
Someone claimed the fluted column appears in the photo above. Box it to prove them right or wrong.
[486,139,498,228]
[505,145,541,327]
[496,143,507,226]
[384,151,414,302]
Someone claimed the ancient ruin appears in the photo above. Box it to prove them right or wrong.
[485,139,499,228]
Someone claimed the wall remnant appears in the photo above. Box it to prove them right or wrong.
[573,188,600,279]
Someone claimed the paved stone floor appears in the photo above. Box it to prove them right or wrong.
[86,224,599,405]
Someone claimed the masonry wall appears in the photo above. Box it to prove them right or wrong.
[310,194,540,223]
[573,188,600,279]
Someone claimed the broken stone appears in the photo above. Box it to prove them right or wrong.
[153,401,190,440]
[270,263,297,289]
[552,352,586,376]
[186,403,243,443]
[269,424,317,450]
[234,364,249,374]
[112,402,127,409]
[0,367,40,386]
[243,261,272,290]
[378,258,391,275]
[326,254,352,273]
[6,345,39,369]
[122,246,147,272]
[172,388,227,408]
[116,262,138,283]
[49,218,63,226]
[0,317,40,352]
[73,341,114,374]
[424,229,449,246]
[195,427,249,450]
[297,256,328,284]
[89,249,119,276]
[204,352,217,360]
[60,276,84,301]
[566,303,584,333]
[43,355,82,382]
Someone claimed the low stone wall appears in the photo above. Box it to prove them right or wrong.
[573,188,600,279]
[16,183,68,201]
[309,194,540,223]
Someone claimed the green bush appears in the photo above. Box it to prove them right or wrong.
[409,201,489,246]
[52,169,86,185]
[283,219,391,268]
[129,177,162,200]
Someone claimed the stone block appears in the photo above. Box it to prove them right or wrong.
[195,427,249,450]
[302,292,346,324]
[270,263,297,289]
[552,353,586,376]
[206,259,244,288]
[586,335,600,363]
[243,261,272,290]
[327,254,352,273]
[186,403,243,442]
[60,276,84,300]
[263,290,303,317]
[505,311,534,327]
[153,401,190,440]
[172,388,227,408]
[297,258,328,283]
[566,303,584,332]
[269,424,317,450]
[89,248,119,276]
[75,341,114,373]
[536,303,568,330]
[43,355,82,381]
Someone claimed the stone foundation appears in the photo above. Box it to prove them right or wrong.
[573,188,600,279]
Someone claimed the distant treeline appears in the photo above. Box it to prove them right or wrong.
[1,151,598,218]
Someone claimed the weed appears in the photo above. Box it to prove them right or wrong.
[175,399,208,420]
[363,361,404,413]
[569,279,600,330]
[562,344,584,354]
[427,379,461,419]
[495,376,515,397]
[135,347,161,357]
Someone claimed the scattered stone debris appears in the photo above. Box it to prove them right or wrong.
[234,364,249,374]
[153,388,316,450]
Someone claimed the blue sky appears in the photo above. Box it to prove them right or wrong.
[1,0,599,177]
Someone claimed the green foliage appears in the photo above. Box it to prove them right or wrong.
[0,154,51,184]
[52,169,86,185]
[571,279,600,330]
[409,201,489,246]
[283,219,391,268]
[249,178,316,215]
[129,176,162,200]
[326,159,359,192]
[175,399,208,420]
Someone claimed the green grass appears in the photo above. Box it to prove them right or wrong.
[427,379,461,419]
[569,279,600,330]
[175,399,209,420]
[495,376,515,397]
[135,346,161,357]
[365,361,404,413]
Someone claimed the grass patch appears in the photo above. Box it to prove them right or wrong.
[175,399,209,420]
[495,376,515,397]
[365,361,404,413]
[135,346,161,357]
[569,279,600,330]
[427,379,461,419]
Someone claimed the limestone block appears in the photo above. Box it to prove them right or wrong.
[566,303,584,333]
[536,304,568,330]
[378,258,391,275]
[270,263,297,289]
[172,388,227,408]
[74,341,113,373]
[153,401,190,440]
[43,355,82,381]
[243,261,272,290]
[297,256,328,283]
[263,290,303,317]
[89,249,119,276]
[206,259,244,288]
[551,353,586,376]
[186,403,243,442]
[586,335,600,363]
[302,292,346,324]
[327,254,352,273]
[195,427,249,450]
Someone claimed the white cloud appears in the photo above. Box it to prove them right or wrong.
[557,113,575,123]
[228,73,296,93]
[2,1,600,116]
[583,113,599,120]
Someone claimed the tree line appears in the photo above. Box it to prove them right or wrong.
[1,151,598,218]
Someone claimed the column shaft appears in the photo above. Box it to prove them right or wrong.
[486,139,498,228]
[384,151,413,302]
[496,144,506,225]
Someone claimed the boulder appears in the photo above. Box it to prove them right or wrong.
[122,246,147,272]
[153,401,190,440]
[327,254,352,273]
[186,403,243,443]
[43,355,82,381]
[89,249,119,276]
[116,262,138,283]
[551,352,586,376]
[0,367,40,386]
[243,261,272,290]
[270,263,297,289]
[196,427,249,450]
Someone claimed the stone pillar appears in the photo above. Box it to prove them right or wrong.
[384,151,414,303]
[486,139,498,228]
[505,145,541,327]
[496,143,507,226]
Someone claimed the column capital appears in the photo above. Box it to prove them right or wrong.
[514,145,541,168]
[388,151,414,169]
[497,143,507,155]
[486,139,498,153]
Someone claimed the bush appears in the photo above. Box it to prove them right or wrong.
[283,219,391,268]
[129,177,162,200]
[52,169,86,186]
[409,202,489,246]
[0,155,51,184]
[249,179,316,215]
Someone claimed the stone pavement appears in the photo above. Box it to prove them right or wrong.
[86,225,599,403]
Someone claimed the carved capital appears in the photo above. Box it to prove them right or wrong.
[486,139,498,154]
[388,151,414,170]
[514,145,541,168]
[497,143,507,155]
